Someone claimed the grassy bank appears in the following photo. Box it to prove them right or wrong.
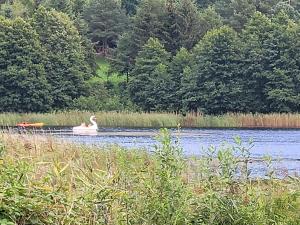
[0,130,299,224]
[1,112,300,128]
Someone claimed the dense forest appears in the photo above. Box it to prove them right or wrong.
[0,0,299,114]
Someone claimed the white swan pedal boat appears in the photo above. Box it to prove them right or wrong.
[72,116,98,135]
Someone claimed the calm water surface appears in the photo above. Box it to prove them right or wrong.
[7,127,300,176]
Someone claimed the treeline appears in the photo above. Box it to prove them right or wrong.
[0,0,300,113]
[0,4,94,112]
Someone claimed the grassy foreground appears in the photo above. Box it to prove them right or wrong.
[1,112,300,128]
[0,130,299,224]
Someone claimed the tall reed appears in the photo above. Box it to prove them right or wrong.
[1,112,300,128]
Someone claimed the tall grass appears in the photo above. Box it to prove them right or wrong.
[0,130,299,224]
[1,112,300,128]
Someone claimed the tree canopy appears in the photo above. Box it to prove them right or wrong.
[0,0,300,114]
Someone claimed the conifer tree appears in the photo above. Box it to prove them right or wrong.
[169,48,191,111]
[121,0,141,15]
[44,0,73,15]
[84,0,129,55]
[198,6,223,39]
[215,0,256,30]
[177,0,202,50]
[161,0,181,54]
[131,0,166,54]
[129,38,171,111]
[113,0,166,76]
[112,32,136,82]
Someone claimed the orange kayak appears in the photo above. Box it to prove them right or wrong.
[17,122,44,127]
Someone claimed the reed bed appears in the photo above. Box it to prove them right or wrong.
[0,130,299,224]
[0,111,180,128]
[236,113,300,128]
[0,111,300,128]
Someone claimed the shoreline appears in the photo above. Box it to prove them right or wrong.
[2,125,300,129]
[0,111,300,128]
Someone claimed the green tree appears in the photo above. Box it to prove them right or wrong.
[177,0,203,50]
[240,12,273,112]
[0,17,52,112]
[215,0,256,30]
[241,12,300,112]
[112,32,136,82]
[84,0,129,55]
[161,0,181,54]
[130,0,166,54]
[262,15,299,112]
[73,16,97,75]
[148,63,172,110]
[272,2,300,20]
[42,0,87,17]
[71,0,86,17]
[114,0,221,76]
[254,0,280,15]
[169,48,191,111]
[121,0,141,15]
[32,7,91,109]
[198,6,223,39]
[0,0,29,18]
[129,38,171,111]
[113,0,166,76]
[43,0,73,15]
[196,0,217,8]
[183,26,244,114]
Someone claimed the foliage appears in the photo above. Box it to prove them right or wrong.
[215,0,256,30]
[168,48,191,111]
[177,0,211,50]
[0,131,299,224]
[121,0,141,15]
[129,38,171,111]
[116,0,167,69]
[1,0,300,114]
[84,0,129,53]
[0,17,52,112]
[135,129,191,224]
[0,0,29,18]
[241,12,300,112]
[182,26,245,114]
[43,0,74,15]
[32,7,92,109]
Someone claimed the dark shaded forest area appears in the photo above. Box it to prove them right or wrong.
[0,0,299,114]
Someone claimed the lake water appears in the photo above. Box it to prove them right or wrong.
[6,127,300,177]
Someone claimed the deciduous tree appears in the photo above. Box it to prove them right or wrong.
[183,26,244,114]
[33,7,91,109]
[0,17,52,112]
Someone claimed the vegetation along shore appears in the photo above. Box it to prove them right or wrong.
[0,130,299,224]
[1,112,300,128]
